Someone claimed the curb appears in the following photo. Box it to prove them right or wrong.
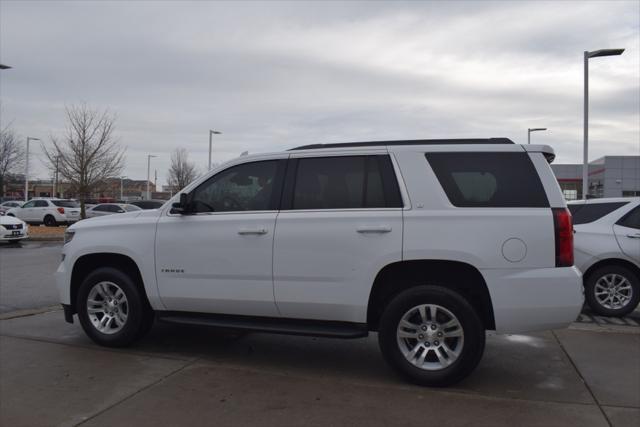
[27,236,64,242]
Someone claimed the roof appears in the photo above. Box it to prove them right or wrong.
[289,138,514,151]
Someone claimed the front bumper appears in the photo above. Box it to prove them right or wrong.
[0,230,28,240]
[482,266,584,334]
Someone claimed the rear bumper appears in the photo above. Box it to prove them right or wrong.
[481,266,583,334]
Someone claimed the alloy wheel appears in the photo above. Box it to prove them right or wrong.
[594,273,633,310]
[86,281,129,334]
[396,304,464,371]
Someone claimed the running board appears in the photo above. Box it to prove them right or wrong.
[157,311,369,339]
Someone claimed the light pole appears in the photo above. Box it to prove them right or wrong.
[583,48,624,199]
[209,130,222,170]
[527,128,547,144]
[120,176,127,200]
[147,155,157,200]
[24,137,40,202]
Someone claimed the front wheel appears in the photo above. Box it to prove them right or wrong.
[584,265,640,317]
[76,267,154,347]
[378,285,485,387]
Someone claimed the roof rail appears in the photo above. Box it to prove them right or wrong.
[289,138,515,151]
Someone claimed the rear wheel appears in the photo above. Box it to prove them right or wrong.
[584,265,640,317]
[378,285,485,387]
[43,215,57,227]
[76,267,154,347]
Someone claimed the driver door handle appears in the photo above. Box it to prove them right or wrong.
[238,228,268,235]
[627,234,640,239]
[356,225,392,233]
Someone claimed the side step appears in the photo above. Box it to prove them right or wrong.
[157,311,369,339]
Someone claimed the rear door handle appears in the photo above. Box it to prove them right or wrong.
[238,228,268,235]
[357,225,392,233]
[627,234,640,239]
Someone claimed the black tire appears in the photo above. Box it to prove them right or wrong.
[76,267,154,347]
[378,285,485,387]
[43,215,57,227]
[584,265,640,317]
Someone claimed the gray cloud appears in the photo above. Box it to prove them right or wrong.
[1,0,638,185]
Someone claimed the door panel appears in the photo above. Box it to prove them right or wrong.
[273,210,402,322]
[155,157,286,316]
[156,213,279,316]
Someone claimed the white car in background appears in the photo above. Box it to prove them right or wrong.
[0,215,28,243]
[5,198,81,226]
[0,201,23,215]
[569,197,640,317]
[86,203,142,218]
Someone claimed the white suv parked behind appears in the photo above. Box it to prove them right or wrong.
[6,198,81,226]
[569,197,640,317]
[56,138,583,386]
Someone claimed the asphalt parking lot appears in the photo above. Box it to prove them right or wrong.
[1,241,639,426]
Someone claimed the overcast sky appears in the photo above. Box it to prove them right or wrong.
[1,0,638,186]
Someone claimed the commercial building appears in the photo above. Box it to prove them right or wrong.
[552,156,640,200]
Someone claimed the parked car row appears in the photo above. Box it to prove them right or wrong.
[3,198,167,224]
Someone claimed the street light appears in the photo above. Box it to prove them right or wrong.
[146,155,157,200]
[527,128,547,145]
[120,176,127,200]
[583,48,624,199]
[209,130,222,170]
[24,137,40,202]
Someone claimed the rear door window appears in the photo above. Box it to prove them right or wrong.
[425,152,549,207]
[289,155,402,210]
[569,202,629,225]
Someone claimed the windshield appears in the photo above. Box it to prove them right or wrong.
[52,200,80,208]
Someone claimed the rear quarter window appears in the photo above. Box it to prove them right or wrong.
[425,152,549,207]
[569,202,629,225]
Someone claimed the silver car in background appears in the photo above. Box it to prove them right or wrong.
[569,197,640,317]
[85,203,142,218]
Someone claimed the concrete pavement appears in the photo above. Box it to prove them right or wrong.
[0,241,62,313]
[1,310,638,427]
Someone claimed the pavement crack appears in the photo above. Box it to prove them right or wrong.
[551,330,613,427]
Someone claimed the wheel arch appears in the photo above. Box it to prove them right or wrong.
[583,258,640,283]
[69,252,150,315]
[367,260,495,331]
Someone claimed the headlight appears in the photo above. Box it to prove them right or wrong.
[64,230,75,244]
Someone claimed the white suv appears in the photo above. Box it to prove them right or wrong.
[55,139,583,386]
[6,198,81,226]
[569,197,640,317]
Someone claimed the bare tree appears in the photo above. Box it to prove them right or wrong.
[43,105,125,218]
[0,126,25,197]
[167,148,198,191]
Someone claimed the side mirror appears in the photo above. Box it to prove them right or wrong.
[171,192,191,214]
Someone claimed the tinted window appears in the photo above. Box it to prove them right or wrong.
[191,160,280,213]
[291,156,401,210]
[22,201,35,208]
[52,200,79,208]
[617,206,640,229]
[569,202,629,225]
[34,200,48,207]
[425,152,549,207]
[92,205,107,212]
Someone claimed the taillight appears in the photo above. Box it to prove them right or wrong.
[57,207,65,214]
[552,208,573,267]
